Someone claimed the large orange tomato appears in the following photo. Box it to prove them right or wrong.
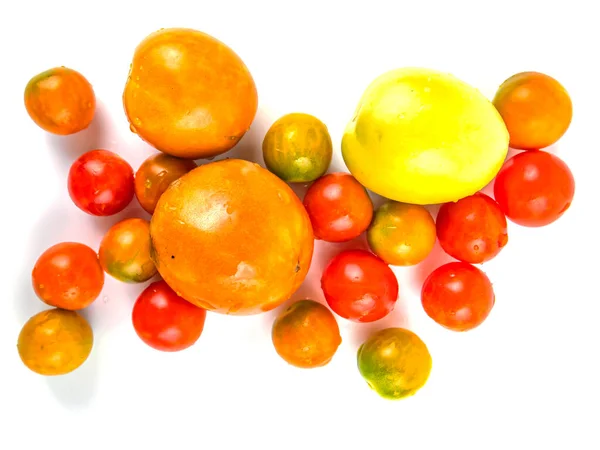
[123,28,258,159]
[150,159,314,315]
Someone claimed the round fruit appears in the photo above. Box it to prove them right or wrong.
[99,218,157,283]
[493,151,575,227]
[24,67,95,135]
[150,159,314,315]
[32,242,104,310]
[421,262,495,332]
[134,153,197,214]
[321,249,398,323]
[303,172,373,242]
[493,71,572,150]
[357,328,432,400]
[342,67,509,205]
[68,149,135,216]
[123,28,258,159]
[271,300,341,368]
[367,201,436,266]
[436,193,508,264]
[262,113,333,183]
[132,280,207,352]
[18,308,93,376]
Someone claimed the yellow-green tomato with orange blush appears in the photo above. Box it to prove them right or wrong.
[99,218,157,283]
[262,113,332,183]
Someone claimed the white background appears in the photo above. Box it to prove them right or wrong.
[1,1,599,449]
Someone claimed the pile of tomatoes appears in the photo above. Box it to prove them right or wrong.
[17,29,575,401]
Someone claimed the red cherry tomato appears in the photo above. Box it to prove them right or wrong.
[303,172,373,242]
[132,280,207,352]
[68,149,135,216]
[31,242,104,310]
[321,249,398,323]
[493,151,575,227]
[436,193,508,264]
[421,262,495,332]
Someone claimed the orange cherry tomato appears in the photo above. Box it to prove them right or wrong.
[493,71,572,150]
[32,242,104,310]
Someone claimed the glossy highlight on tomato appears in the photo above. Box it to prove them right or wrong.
[303,172,373,242]
[32,242,104,310]
[272,300,341,368]
[357,328,432,400]
[68,149,135,216]
[321,249,398,323]
[132,280,207,352]
[134,153,197,214]
[24,66,95,135]
[421,262,495,332]
[493,151,575,227]
[99,218,157,283]
[436,193,508,264]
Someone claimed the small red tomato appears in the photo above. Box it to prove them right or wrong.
[68,149,135,216]
[303,172,373,242]
[421,262,495,332]
[31,242,104,310]
[436,193,508,264]
[321,249,398,323]
[132,280,207,352]
[493,151,575,227]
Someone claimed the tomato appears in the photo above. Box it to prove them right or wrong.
[18,308,93,376]
[31,242,104,310]
[134,153,197,214]
[493,71,572,150]
[99,218,157,283]
[303,173,373,242]
[357,328,432,400]
[436,193,508,264]
[493,151,575,227]
[24,67,95,135]
[262,113,333,183]
[68,149,135,216]
[321,249,398,322]
[132,280,207,352]
[421,262,495,332]
[367,201,436,266]
[271,299,341,368]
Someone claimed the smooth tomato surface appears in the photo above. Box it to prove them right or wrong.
[436,193,508,263]
[321,249,398,322]
[32,242,104,310]
[132,280,207,352]
[68,149,134,216]
[421,262,495,331]
[493,151,575,227]
[303,172,373,242]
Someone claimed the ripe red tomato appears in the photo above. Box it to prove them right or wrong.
[493,151,575,227]
[321,249,398,323]
[31,242,104,310]
[436,193,508,264]
[303,172,373,242]
[132,280,207,352]
[421,262,495,332]
[68,149,135,216]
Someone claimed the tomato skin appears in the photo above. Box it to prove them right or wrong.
[134,153,197,214]
[132,280,207,352]
[321,249,398,323]
[68,149,135,216]
[493,71,572,150]
[303,173,373,242]
[493,151,575,227]
[421,262,495,332]
[436,193,508,264]
[32,242,104,310]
